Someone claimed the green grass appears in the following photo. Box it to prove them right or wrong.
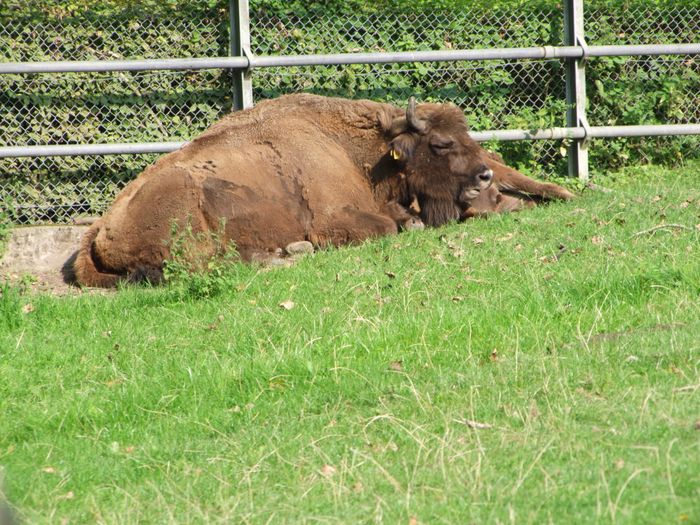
[1,163,699,524]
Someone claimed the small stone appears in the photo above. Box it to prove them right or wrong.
[268,257,293,268]
[285,241,314,256]
[461,419,492,430]
[388,360,403,372]
[320,464,336,477]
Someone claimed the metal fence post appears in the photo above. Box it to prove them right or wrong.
[564,0,589,180]
[229,0,254,110]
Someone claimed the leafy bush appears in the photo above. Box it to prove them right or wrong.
[162,218,243,300]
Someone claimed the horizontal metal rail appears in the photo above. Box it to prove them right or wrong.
[2,43,700,74]
[4,124,700,158]
[471,128,585,141]
[471,124,700,141]
[0,142,188,158]
[587,44,700,57]
[0,57,248,74]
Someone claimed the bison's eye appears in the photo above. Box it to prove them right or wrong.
[429,138,454,154]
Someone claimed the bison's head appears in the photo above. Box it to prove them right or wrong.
[383,97,492,227]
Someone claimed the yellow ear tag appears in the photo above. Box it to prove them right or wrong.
[391,148,401,160]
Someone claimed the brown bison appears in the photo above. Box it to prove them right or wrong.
[73,94,573,287]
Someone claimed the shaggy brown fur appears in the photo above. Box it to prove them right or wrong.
[73,94,572,287]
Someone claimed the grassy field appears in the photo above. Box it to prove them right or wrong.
[1,163,699,524]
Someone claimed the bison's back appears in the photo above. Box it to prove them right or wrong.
[78,113,389,283]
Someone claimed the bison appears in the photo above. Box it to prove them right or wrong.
[73,93,573,287]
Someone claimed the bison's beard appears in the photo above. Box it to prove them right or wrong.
[418,196,461,227]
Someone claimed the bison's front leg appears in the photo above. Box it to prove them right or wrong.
[484,154,575,201]
[380,201,425,231]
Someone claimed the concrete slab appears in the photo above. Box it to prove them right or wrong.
[0,226,95,295]
[1,225,87,275]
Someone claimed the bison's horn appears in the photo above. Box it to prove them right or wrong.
[406,96,427,133]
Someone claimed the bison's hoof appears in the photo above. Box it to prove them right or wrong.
[285,241,314,256]
[402,217,425,231]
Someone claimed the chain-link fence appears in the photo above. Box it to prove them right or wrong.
[584,5,700,170]
[250,7,569,183]
[0,10,231,223]
[1,3,699,224]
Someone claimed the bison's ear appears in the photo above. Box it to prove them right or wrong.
[379,107,408,138]
[388,133,419,164]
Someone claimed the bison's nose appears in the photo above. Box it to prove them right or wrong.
[477,168,494,184]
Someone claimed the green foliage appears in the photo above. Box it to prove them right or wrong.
[162,218,243,300]
[252,0,700,16]
[0,0,223,21]
[4,0,699,20]
[0,3,232,222]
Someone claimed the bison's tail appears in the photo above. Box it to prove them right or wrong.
[72,223,122,288]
